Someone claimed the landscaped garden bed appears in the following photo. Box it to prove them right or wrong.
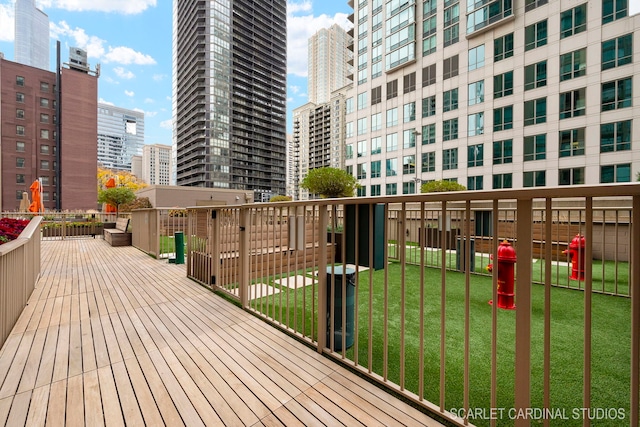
[0,218,30,245]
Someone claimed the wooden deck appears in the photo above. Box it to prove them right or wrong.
[0,239,443,426]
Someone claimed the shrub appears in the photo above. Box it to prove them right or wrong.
[301,167,359,198]
[420,180,467,193]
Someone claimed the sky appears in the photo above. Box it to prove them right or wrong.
[1,1,639,147]
[0,0,352,146]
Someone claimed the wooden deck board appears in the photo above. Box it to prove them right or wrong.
[0,239,443,427]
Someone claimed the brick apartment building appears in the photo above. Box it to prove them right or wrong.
[0,57,98,211]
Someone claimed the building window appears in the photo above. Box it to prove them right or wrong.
[16,174,25,184]
[602,0,627,24]
[16,92,25,103]
[371,136,382,154]
[423,13,437,37]
[423,34,436,56]
[560,48,587,81]
[467,0,512,34]
[371,160,381,178]
[386,108,398,127]
[40,98,49,108]
[422,151,435,172]
[443,148,458,170]
[371,112,382,131]
[468,45,485,71]
[40,81,49,92]
[602,34,633,70]
[525,0,548,11]
[40,144,50,155]
[559,128,586,157]
[524,97,547,126]
[346,144,353,160]
[41,160,50,170]
[559,167,585,185]
[468,80,484,105]
[403,155,415,174]
[525,20,547,51]
[601,164,631,183]
[16,109,25,119]
[493,139,513,164]
[600,120,632,152]
[602,78,632,111]
[443,55,459,79]
[403,72,416,93]
[402,181,416,195]
[524,61,547,90]
[494,33,514,62]
[468,143,484,167]
[559,88,586,119]
[443,118,458,141]
[357,163,367,179]
[386,133,398,152]
[523,171,546,187]
[16,157,25,168]
[346,165,354,177]
[371,185,381,197]
[40,176,50,186]
[560,4,587,38]
[468,113,484,137]
[358,69,367,85]
[403,102,416,123]
[371,61,383,79]
[357,118,367,135]
[16,126,25,136]
[40,129,50,140]
[524,134,546,161]
[371,86,382,104]
[16,76,25,86]
[40,113,50,123]
[443,88,458,112]
[468,176,483,190]
[421,124,436,145]
[493,173,513,189]
[494,71,513,98]
[386,158,398,176]
[493,106,513,132]
[422,96,435,118]
[357,92,367,110]
[422,64,436,87]
[386,183,397,195]
[387,80,398,99]
[357,140,367,157]
[346,98,354,114]
[346,122,354,138]
[444,2,460,47]
[403,129,418,149]
[16,141,25,152]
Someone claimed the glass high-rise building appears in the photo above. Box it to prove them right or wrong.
[172,0,287,196]
[308,24,352,104]
[97,104,145,172]
[14,0,49,70]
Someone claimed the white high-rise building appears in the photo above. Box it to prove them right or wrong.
[346,0,640,196]
[97,104,145,171]
[14,0,49,70]
[142,144,172,186]
[307,24,352,104]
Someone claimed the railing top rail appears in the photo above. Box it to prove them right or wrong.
[0,216,42,256]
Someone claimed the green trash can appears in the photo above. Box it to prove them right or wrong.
[174,231,184,264]
[326,266,355,351]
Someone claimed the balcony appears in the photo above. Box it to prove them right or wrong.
[1,183,640,426]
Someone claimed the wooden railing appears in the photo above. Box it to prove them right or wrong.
[0,216,42,349]
[186,184,640,427]
[131,208,187,259]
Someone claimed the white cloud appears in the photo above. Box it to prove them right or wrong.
[103,46,156,65]
[0,3,14,42]
[287,96,294,103]
[125,90,135,97]
[152,74,165,82]
[631,0,640,15]
[159,119,173,130]
[146,111,157,117]
[98,98,115,106]
[113,66,135,79]
[44,0,156,14]
[287,4,352,77]
[289,85,301,94]
[144,98,154,104]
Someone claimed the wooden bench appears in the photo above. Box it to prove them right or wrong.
[104,218,131,246]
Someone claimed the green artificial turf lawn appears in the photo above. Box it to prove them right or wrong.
[258,262,631,427]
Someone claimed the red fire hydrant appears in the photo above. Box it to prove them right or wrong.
[564,234,586,281]
[492,240,516,310]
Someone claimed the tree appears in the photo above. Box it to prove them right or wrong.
[120,197,153,211]
[97,167,147,193]
[421,180,467,193]
[269,195,292,202]
[98,187,136,215]
[300,167,359,198]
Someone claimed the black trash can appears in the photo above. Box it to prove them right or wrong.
[456,237,475,272]
[326,266,355,351]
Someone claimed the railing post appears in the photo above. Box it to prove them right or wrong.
[210,209,220,290]
[631,195,640,426]
[154,209,161,258]
[238,206,250,307]
[514,198,532,427]
[186,209,192,278]
[317,204,328,353]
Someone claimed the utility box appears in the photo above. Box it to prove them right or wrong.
[326,266,355,351]
[345,204,385,270]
